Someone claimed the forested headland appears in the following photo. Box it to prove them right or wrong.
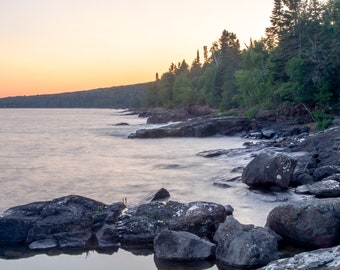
[145,0,339,129]
[0,83,147,108]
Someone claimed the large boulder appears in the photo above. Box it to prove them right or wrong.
[266,198,340,248]
[154,230,215,261]
[213,216,280,268]
[242,153,297,189]
[259,245,340,270]
[115,201,230,246]
[0,195,126,249]
[128,116,251,138]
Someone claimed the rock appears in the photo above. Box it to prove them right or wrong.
[197,149,228,158]
[168,201,229,240]
[291,170,315,186]
[309,180,340,198]
[115,200,229,247]
[262,128,277,139]
[266,198,340,248]
[94,224,120,249]
[213,216,280,268]
[144,188,170,202]
[242,153,297,189]
[324,173,340,182]
[213,182,232,188]
[295,184,311,194]
[258,245,340,270]
[128,116,251,138]
[313,166,340,181]
[154,230,215,261]
[0,195,125,249]
[28,239,58,250]
[114,122,129,126]
[292,126,340,167]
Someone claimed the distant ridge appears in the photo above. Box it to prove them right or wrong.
[0,83,148,108]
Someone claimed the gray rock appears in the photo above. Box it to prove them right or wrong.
[262,129,277,139]
[154,230,215,261]
[213,216,280,268]
[295,184,311,194]
[144,188,170,202]
[324,173,340,182]
[28,238,58,250]
[266,198,340,248]
[309,180,340,197]
[242,153,297,189]
[258,245,340,270]
[313,166,340,181]
[128,116,251,138]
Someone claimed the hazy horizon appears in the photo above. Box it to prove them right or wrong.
[0,0,274,98]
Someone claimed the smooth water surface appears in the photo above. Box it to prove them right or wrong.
[0,109,280,269]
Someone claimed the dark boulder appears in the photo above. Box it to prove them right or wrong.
[259,245,340,270]
[242,153,297,189]
[116,201,230,246]
[154,230,215,261]
[313,166,340,181]
[213,216,280,268]
[292,126,340,167]
[266,198,340,248]
[0,195,125,249]
[144,188,171,202]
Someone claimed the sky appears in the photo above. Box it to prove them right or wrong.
[0,0,274,98]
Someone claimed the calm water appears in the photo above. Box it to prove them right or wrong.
[0,109,281,270]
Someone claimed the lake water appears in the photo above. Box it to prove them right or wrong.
[0,109,281,270]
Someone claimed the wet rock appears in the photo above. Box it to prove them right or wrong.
[168,201,229,240]
[154,230,215,261]
[324,173,340,182]
[259,245,340,270]
[0,195,126,249]
[242,153,297,189]
[197,149,229,158]
[313,166,340,181]
[114,122,129,126]
[128,116,251,138]
[28,239,58,250]
[295,184,311,194]
[150,188,170,202]
[309,180,340,198]
[266,198,340,248]
[213,216,280,268]
[262,128,277,139]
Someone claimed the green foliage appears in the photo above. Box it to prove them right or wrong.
[314,110,333,130]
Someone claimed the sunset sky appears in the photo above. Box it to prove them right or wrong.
[0,0,274,98]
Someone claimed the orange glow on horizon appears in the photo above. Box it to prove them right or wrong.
[0,0,274,98]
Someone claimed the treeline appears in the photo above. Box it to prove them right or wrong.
[0,83,147,108]
[145,0,340,127]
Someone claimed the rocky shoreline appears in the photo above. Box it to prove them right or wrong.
[1,108,339,269]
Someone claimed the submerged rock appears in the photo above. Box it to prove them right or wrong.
[154,230,215,261]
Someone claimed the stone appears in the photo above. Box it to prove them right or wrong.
[144,188,170,202]
[242,153,297,189]
[308,180,340,198]
[266,198,340,248]
[213,216,280,268]
[128,116,251,138]
[313,166,340,181]
[154,230,215,261]
[258,245,340,270]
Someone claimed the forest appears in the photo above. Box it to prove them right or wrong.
[144,0,339,128]
[0,83,147,108]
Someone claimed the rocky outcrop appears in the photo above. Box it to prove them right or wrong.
[266,198,340,249]
[259,245,340,270]
[128,116,251,138]
[0,195,229,251]
[213,216,281,268]
[242,153,297,189]
[0,195,125,249]
[154,230,215,261]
